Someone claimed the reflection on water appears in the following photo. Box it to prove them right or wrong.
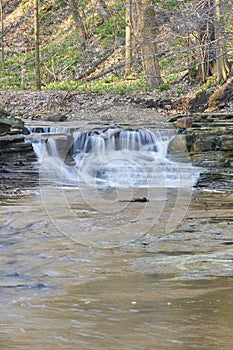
[0,189,233,349]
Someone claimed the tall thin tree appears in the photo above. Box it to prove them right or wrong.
[0,0,4,72]
[124,0,133,78]
[34,0,41,90]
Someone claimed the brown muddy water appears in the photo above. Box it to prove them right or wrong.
[0,122,233,349]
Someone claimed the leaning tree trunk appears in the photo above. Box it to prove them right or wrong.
[68,0,87,47]
[34,0,41,90]
[140,0,163,89]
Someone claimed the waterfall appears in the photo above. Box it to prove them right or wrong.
[29,126,198,188]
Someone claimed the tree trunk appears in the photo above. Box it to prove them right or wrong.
[140,0,163,89]
[196,0,215,82]
[214,0,231,81]
[0,0,5,72]
[196,0,230,82]
[68,0,87,47]
[124,0,133,77]
[34,0,41,90]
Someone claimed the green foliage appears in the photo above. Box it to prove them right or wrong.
[163,0,179,9]
[45,80,78,90]
[45,75,146,95]
[1,0,231,95]
[205,76,217,89]
[20,0,31,13]
[157,83,170,91]
[176,87,186,95]
[165,74,180,83]
[195,88,207,97]
[92,11,125,46]
[194,77,217,97]
[153,0,180,9]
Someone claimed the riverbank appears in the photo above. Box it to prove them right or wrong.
[0,90,169,124]
[0,90,233,196]
[0,84,232,122]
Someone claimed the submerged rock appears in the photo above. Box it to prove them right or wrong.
[119,197,149,203]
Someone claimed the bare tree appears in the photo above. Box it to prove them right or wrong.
[187,0,230,82]
[124,0,133,77]
[0,0,4,72]
[34,0,41,90]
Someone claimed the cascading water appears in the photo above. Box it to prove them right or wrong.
[27,125,200,246]
[29,126,199,189]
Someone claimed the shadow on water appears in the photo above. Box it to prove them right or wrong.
[0,123,233,349]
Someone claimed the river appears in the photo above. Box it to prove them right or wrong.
[0,121,232,349]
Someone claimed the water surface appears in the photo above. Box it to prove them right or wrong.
[0,123,233,349]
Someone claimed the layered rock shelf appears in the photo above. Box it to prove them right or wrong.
[0,108,37,195]
[170,113,233,191]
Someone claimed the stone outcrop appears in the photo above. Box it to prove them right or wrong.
[0,108,37,194]
[169,113,233,191]
[0,108,33,155]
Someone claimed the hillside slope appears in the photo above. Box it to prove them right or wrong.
[0,0,232,115]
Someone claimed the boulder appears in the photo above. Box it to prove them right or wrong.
[176,116,193,129]
[0,107,33,156]
[0,107,29,135]
[167,135,190,162]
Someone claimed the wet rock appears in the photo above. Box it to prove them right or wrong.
[220,135,233,151]
[131,197,149,203]
[168,135,187,152]
[46,134,73,159]
[167,135,190,162]
[119,197,149,203]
